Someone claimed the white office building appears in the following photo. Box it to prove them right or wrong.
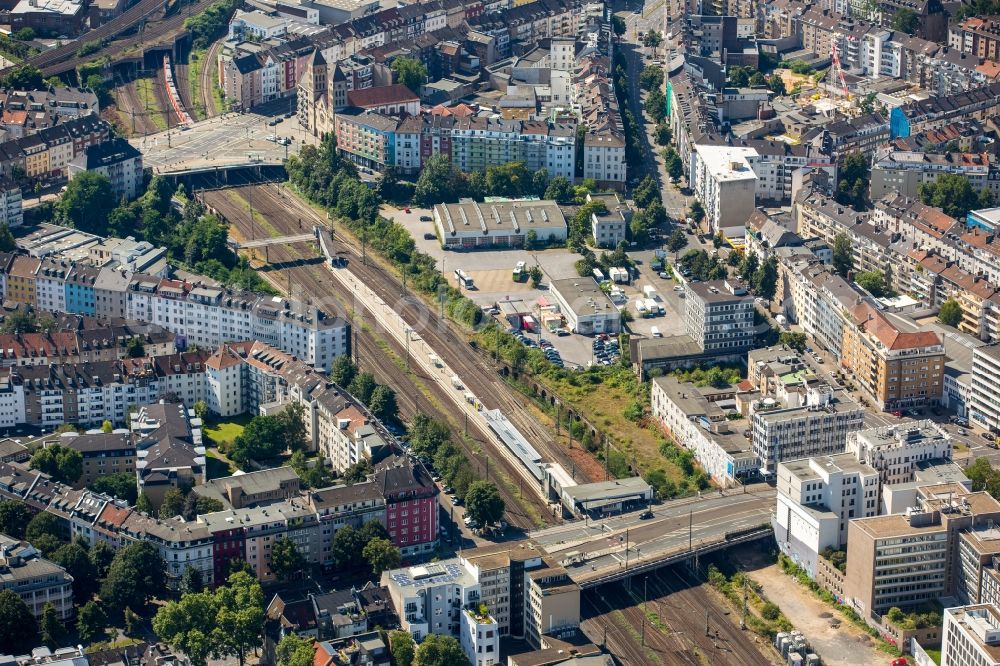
[773,453,879,577]
[690,144,758,237]
[942,604,1000,666]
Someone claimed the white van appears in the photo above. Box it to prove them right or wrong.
[651,326,662,338]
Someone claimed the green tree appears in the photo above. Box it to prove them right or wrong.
[643,30,662,49]
[343,459,372,484]
[485,162,532,198]
[611,14,626,36]
[160,487,187,519]
[126,336,145,358]
[89,540,115,578]
[51,542,98,601]
[544,176,575,203]
[666,228,688,258]
[136,493,154,514]
[276,634,315,666]
[919,173,986,219]
[40,602,65,647]
[57,172,116,235]
[277,402,307,453]
[25,511,63,554]
[270,537,306,581]
[778,331,808,353]
[330,355,357,388]
[833,233,854,278]
[835,152,870,211]
[369,385,398,422]
[29,444,83,484]
[0,589,38,653]
[230,414,289,468]
[193,400,209,422]
[0,500,32,538]
[689,200,704,223]
[654,123,672,146]
[153,590,219,666]
[855,270,888,297]
[390,57,428,93]
[181,566,205,594]
[363,537,401,575]
[331,525,363,569]
[753,256,779,300]
[529,265,543,288]
[761,602,781,621]
[413,155,463,207]
[215,571,264,666]
[389,631,416,666]
[76,601,108,644]
[939,298,963,327]
[531,168,549,198]
[0,222,15,252]
[0,64,43,89]
[91,472,138,504]
[348,372,378,405]
[414,634,468,666]
[101,541,167,611]
[639,65,664,91]
[667,152,683,181]
[768,75,787,96]
[892,8,920,34]
[464,481,505,527]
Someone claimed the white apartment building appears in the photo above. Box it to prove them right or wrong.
[582,132,626,187]
[773,453,879,577]
[650,375,760,486]
[34,257,69,313]
[382,560,483,643]
[125,277,348,371]
[0,181,22,227]
[690,144,758,236]
[0,536,74,620]
[685,280,755,354]
[847,420,953,508]
[943,604,1000,666]
[971,345,1000,432]
[460,607,500,666]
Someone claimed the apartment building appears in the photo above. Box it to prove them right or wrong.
[587,192,628,248]
[0,180,23,228]
[0,535,74,620]
[460,543,546,639]
[523,564,580,647]
[951,17,1000,62]
[374,457,438,558]
[650,375,760,486]
[773,453,879,577]
[582,132,626,189]
[131,402,206,507]
[450,117,576,181]
[382,559,485,643]
[970,345,1000,432]
[68,138,144,201]
[61,431,136,488]
[871,150,993,201]
[942,604,1000,666]
[684,280,755,355]
[119,510,215,590]
[689,144,758,236]
[841,301,945,411]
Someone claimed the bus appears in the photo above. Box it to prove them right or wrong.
[513,261,526,282]
[455,269,474,289]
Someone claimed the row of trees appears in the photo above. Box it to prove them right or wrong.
[918,173,994,220]
[330,355,400,423]
[412,156,553,208]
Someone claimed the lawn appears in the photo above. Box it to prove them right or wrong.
[206,451,234,480]
[203,415,251,449]
[923,648,941,665]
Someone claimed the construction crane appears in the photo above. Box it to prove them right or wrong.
[830,41,851,100]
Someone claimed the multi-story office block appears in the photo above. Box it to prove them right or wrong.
[684,280,755,354]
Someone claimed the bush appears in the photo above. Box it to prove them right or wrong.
[761,602,780,621]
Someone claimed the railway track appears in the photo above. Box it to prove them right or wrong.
[18,0,218,77]
[258,182,600,485]
[199,40,222,117]
[111,73,159,136]
[200,184,550,530]
[582,565,775,666]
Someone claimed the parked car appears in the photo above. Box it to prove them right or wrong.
[423,233,436,240]
[419,215,432,222]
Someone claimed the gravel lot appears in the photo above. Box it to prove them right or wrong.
[751,564,885,666]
